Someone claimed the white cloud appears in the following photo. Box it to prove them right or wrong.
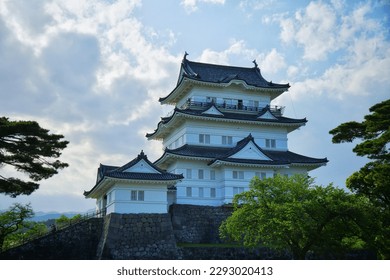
[258,48,286,74]
[287,65,299,78]
[239,0,277,11]
[279,1,385,62]
[0,0,183,210]
[289,47,390,101]
[197,44,287,84]
[277,1,390,101]
[239,0,279,19]
[293,2,338,60]
[198,40,257,65]
[280,17,295,43]
[181,0,225,13]
[0,0,389,213]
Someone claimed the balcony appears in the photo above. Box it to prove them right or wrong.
[180,100,285,116]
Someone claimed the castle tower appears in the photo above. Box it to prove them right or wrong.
[146,53,327,206]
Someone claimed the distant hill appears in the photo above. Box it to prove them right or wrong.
[28,210,95,222]
[29,212,79,222]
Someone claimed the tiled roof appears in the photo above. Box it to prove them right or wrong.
[181,54,289,89]
[165,144,229,159]
[146,105,306,139]
[156,134,328,167]
[159,54,290,103]
[175,106,306,124]
[99,171,183,181]
[84,151,183,197]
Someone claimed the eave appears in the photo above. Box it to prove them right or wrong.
[159,77,288,105]
[154,151,213,169]
[146,110,306,140]
[290,162,328,171]
[208,160,289,169]
[84,176,183,199]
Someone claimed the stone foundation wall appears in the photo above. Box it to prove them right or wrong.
[97,213,179,259]
[170,204,233,243]
[1,205,370,259]
[0,218,103,260]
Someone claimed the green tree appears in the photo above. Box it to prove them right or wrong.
[0,117,69,197]
[55,214,82,229]
[329,99,390,258]
[329,99,389,206]
[0,203,34,252]
[2,221,48,251]
[220,174,377,259]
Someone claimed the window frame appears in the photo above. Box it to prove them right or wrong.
[199,187,204,198]
[210,170,216,180]
[186,169,192,179]
[222,135,233,145]
[198,169,204,179]
[199,134,210,144]
[210,188,216,198]
[131,190,144,201]
[265,139,276,148]
[232,170,244,179]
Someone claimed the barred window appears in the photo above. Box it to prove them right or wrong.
[186,187,192,197]
[265,139,276,148]
[199,134,210,144]
[210,188,216,198]
[233,171,244,179]
[131,190,144,201]
[199,187,204,198]
[198,169,204,179]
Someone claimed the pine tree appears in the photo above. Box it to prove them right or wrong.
[0,117,69,197]
[329,99,390,258]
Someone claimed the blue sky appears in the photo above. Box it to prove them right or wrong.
[0,0,389,212]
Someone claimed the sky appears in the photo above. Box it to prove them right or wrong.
[0,0,389,213]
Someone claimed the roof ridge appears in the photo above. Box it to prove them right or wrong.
[186,59,256,71]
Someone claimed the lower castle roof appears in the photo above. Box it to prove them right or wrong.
[155,134,328,169]
[84,151,183,198]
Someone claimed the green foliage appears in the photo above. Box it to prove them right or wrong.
[0,117,69,197]
[0,203,35,252]
[329,99,389,205]
[329,99,390,258]
[220,174,378,259]
[55,214,82,229]
[2,221,48,251]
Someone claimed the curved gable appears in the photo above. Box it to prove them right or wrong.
[229,140,272,161]
[258,110,278,120]
[201,105,224,116]
[124,159,161,174]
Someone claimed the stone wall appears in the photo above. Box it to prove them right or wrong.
[170,204,233,243]
[1,204,234,260]
[0,218,103,260]
[97,213,179,259]
[1,205,371,259]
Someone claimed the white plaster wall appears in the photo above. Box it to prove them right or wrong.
[170,162,308,205]
[167,159,223,206]
[173,120,288,150]
[163,125,186,149]
[111,202,167,214]
[103,183,169,214]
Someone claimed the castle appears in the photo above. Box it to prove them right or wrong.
[84,53,327,214]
